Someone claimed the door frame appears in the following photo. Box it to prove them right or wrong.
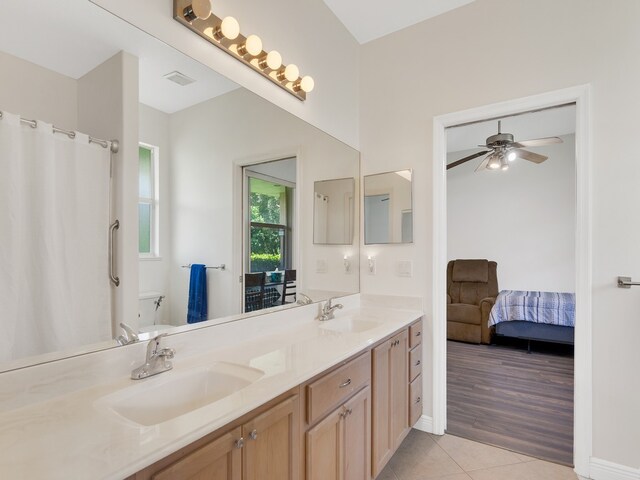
[431,85,592,477]
[233,149,302,314]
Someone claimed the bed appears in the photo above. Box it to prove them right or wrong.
[489,290,575,352]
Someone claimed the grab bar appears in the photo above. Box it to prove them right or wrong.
[109,220,120,286]
[617,276,640,288]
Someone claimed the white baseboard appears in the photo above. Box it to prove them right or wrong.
[412,414,433,433]
[590,458,640,480]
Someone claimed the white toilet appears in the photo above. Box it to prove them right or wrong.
[138,291,172,334]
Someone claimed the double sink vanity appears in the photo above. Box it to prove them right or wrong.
[0,295,423,479]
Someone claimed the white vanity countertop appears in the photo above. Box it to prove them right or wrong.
[0,301,422,479]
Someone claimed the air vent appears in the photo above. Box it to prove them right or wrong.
[163,71,196,86]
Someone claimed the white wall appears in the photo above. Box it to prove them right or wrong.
[0,51,77,128]
[90,0,360,149]
[78,51,139,333]
[168,88,359,323]
[447,135,576,293]
[138,104,172,326]
[359,0,640,470]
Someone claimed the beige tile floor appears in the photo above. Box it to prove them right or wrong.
[377,430,579,480]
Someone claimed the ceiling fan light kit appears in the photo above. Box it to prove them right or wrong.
[447,120,563,172]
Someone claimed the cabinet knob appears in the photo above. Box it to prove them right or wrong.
[339,378,352,388]
[416,396,421,404]
[249,429,258,440]
[415,360,421,366]
[235,438,244,449]
[416,331,421,337]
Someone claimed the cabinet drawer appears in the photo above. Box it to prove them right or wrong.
[409,345,422,382]
[409,321,422,349]
[307,351,371,425]
[409,375,423,427]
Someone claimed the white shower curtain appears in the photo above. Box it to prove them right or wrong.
[0,112,112,362]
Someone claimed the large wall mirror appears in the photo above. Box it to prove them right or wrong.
[0,0,359,372]
[364,170,413,244]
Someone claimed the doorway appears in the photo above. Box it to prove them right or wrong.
[242,157,297,313]
[431,86,592,477]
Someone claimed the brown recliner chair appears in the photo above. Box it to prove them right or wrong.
[447,259,498,344]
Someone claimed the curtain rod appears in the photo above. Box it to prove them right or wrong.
[0,111,119,153]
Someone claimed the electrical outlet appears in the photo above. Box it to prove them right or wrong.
[316,259,328,273]
[398,261,413,277]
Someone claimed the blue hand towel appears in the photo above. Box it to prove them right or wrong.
[187,264,208,323]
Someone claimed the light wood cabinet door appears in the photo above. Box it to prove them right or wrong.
[343,387,371,480]
[306,405,344,480]
[390,329,409,446]
[151,427,242,480]
[242,395,300,480]
[372,330,409,478]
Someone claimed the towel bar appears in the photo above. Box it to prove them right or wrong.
[181,264,226,271]
[617,276,640,288]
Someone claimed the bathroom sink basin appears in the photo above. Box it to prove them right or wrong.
[99,362,264,426]
[320,318,381,334]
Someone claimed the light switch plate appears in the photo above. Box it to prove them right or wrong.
[398,260,412,277]
[316,259,328,273]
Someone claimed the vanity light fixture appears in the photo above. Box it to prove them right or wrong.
[174,0,314,101]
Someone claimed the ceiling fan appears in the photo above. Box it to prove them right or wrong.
[447,121,563,172]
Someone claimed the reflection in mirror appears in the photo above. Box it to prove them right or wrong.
[313,178,355,245]
[364,170,413,244]
[0,0,359,372]
[244,159,296,313]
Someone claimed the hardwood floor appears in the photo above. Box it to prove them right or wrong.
[446,340,574,466]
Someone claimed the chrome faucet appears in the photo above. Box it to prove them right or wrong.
[317,297,343,321]
[116,322,139,345]
[131,333,175,380]
[296,293,313,305]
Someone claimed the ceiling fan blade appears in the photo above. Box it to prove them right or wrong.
[474,154,492,172]
[447,151,489,170]
[512,136,563,148]
[512,148,548,164]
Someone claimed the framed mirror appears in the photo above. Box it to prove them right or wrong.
[0,1,360,372]
[364,170,413,244]
[313,178,355,245]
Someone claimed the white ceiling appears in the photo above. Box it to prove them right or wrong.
[0,0,238,114]
[322,0,475,44]
[447,105,577,158]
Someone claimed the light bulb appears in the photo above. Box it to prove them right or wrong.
[259,50,282,70]
[300,75,315,93]
[218,16,240,40]
[239,34,262,56]
[191,0,212,20]
[487,152,500,169]
[508,151,517,161]
[284,64,299,82]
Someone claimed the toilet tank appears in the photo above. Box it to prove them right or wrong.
[138,291,164,328]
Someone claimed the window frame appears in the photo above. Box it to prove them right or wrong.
[138,142,160,259]
[245,171,295,273]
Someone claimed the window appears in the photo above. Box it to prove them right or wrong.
[248,176,294,272]
[138,144,159,258]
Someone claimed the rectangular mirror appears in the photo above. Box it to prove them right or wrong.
[364,170,413,244]
[0,1,360,372]
[313,178,355,245]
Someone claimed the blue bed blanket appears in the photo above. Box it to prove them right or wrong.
[489,290,575,328]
